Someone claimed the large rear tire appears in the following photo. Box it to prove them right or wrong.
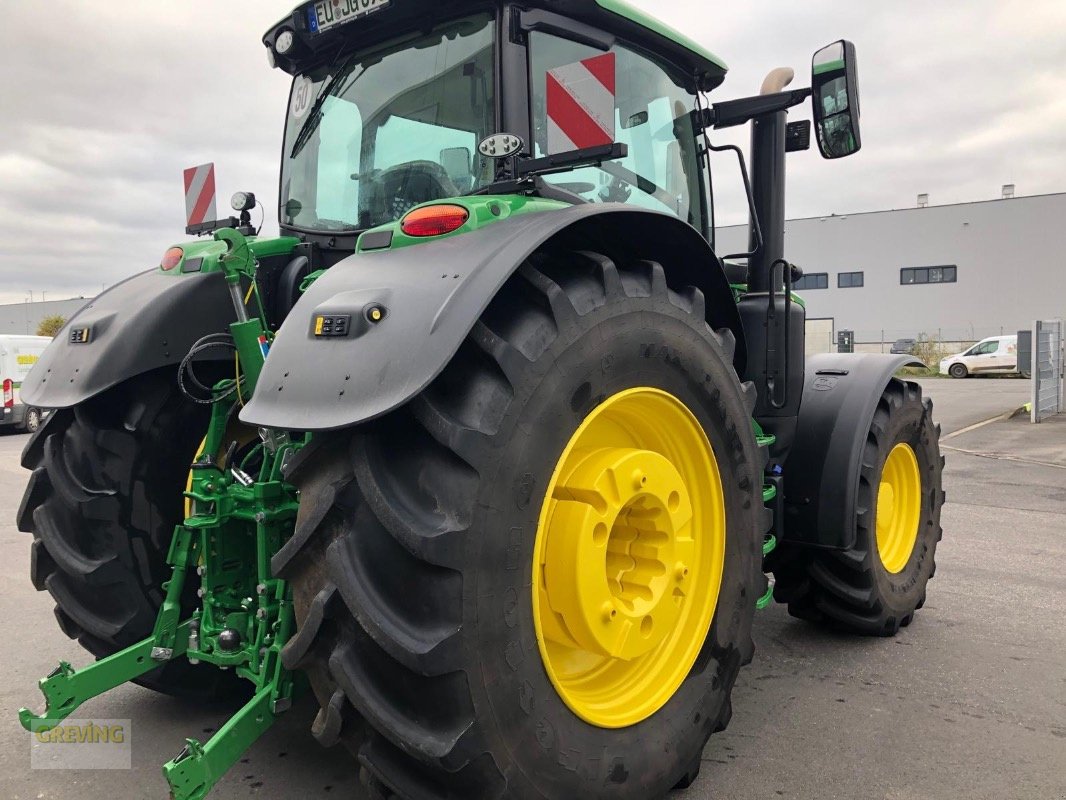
[278,251,767,798]
[770,378,944,635]
[17,370,241,698]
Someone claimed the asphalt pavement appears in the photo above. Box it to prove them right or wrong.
[0,375,1062,800]
[910,375,1031,435]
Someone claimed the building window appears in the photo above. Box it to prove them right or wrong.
[794,272,828,290]
[901,265,957,285]
[838,271,864,288]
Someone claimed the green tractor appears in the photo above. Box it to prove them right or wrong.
[17,2,944,798]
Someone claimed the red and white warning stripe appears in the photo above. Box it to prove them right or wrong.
[546,52,616,154]
[183,162,217,228]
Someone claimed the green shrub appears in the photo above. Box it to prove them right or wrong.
[911,333,951,374]
[36,314,66,338]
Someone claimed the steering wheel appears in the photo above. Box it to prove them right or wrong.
[373,160,460,220]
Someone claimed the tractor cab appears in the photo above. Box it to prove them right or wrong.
[265,1,731,251]
[264,0,860,297]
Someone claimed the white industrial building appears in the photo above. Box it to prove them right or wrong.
[717,191,1066,351]
[0,298,91,336]
[4,193,1063,353]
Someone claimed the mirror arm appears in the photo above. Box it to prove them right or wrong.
[703,88,812,130]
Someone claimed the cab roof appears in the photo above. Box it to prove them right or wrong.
[265,0,728,91]
[593,0,727,75]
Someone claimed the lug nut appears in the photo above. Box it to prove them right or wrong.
[632,470,647,490]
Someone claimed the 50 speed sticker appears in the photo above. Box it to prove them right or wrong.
[291,75,315,119]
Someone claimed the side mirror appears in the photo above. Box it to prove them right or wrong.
[811,40,861,159]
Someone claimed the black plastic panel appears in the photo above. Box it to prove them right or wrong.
[781,353,923,550]
[20,270,235,409]
[241,205,743,431]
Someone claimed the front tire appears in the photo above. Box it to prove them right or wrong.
[770,379,944,635]
[948,363,968,379]
[278,251,767,798]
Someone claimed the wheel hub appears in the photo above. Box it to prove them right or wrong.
[533,388,725,728]
[876,442,921,573]
[543,447,693,660]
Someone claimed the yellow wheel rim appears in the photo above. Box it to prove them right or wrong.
[532,387,726,728]
[876,443,922,574]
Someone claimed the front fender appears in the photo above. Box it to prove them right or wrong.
[781,353,923,550]
[20,269,235,408]
[241,205,742,431]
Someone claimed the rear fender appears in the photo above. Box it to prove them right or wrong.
[240,205,742,431]
[781,353,923,550]
[19,270,235,409]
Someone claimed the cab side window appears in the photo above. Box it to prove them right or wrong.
[529,32,704,232]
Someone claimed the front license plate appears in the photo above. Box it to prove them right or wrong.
[308,0,390,34]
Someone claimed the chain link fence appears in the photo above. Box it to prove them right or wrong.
[1031,319,1063,423]
[850,326,1016,357]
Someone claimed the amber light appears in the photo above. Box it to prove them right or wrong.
[160,247,184,271]
[401,205,469,237]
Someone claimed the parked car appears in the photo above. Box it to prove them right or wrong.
[939,335,1019,378]
[0,335,53,432]
[890,338,916,354]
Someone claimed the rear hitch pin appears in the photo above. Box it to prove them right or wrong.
[231,466,255,487]
[187,619,200,665]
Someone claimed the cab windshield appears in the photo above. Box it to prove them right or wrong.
[280,13,495,233]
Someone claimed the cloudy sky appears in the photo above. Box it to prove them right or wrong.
[2,0,1064,305]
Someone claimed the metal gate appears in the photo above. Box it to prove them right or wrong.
[1031,319,1063,422]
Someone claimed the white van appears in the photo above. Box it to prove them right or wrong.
[0,335,53,432]
[939,334,1019,379]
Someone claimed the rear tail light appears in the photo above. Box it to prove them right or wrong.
[160,247,184,271]
[400,204,469,237]
[2,379,12,408]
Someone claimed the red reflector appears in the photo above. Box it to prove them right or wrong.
[400,205,469,237]
[160,247,184,271]
[2,379,12,408]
